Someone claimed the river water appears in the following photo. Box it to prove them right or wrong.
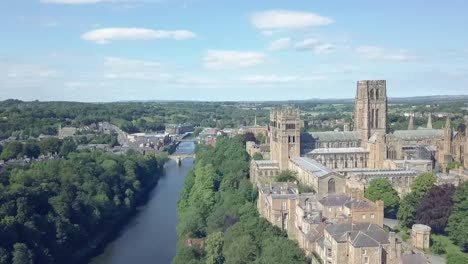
[90,141,195,264]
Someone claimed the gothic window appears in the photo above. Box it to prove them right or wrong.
[376,89,380,100]
[375,109,379,128]
[328,178,336,194]
[334,161,337,168]
[345,160,348,168]
[371,109,375,128]
[370,89,374,100]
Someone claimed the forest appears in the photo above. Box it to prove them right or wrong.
[173,136,307,264]
[0,149,166,264]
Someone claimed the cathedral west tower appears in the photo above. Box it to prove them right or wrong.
[354,80,388,141]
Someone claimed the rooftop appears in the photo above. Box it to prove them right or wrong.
[309,147,368,154]
[309,131,361,142]
[259,182,298,197]
[253,159,280,170]
[392,129,443,140]
[290,157,333,178]
[326,223,391,248]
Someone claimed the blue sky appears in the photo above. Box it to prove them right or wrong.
[1,0,468,101]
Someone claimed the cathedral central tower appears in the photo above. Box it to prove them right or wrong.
[354,80,388,140]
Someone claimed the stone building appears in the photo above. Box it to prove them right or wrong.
[411,224,431,251]
[249,159,280,184]
[306,147,369,169]
[319,223,401,264]
[317,193,384,227]
[257,182,298,232]
[288,157,346,198]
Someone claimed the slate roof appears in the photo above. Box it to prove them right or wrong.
[319,194,351,207]
[392,129,443,140]
[344,199,375,210]
[253,160,280,170]
[289,157,333,178]
[309,131,361,142]
[325,223,390,248]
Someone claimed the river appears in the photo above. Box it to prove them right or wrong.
[90,140,195,264]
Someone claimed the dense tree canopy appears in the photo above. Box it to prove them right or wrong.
[415,184,455,234]
[365,178,400,218]
[447,182,468,252]
[397,173,437,227]
[0,149,165,263]
[173,136,307,264]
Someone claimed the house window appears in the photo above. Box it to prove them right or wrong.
[327,248,332,258]
[282,202,287,210]
[371,213,375,219]
[364,256,369,264]
[362,214,366,219]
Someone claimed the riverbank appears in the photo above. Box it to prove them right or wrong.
[90,141,196,264]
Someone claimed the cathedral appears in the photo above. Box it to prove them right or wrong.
[250,80,468,197]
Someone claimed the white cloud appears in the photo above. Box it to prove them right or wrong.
[239,74,324,84]
[103,57,172,81]
[356,46,419,61]
[261,30,274,36]
[251,10,333,30]
[41,0,103,4]
[82,28,195,44]
[268,38,292,51]
[203,50,266,70]
[0,60,58,88]
[314,44,337,54]
[294,38,320,50]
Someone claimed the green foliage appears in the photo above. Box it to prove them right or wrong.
[365,178,400,218]
[0,150,163,263]
[255,133,266,144]
[174,137,306,264]
[446,252,468,264]
[205,232,224,264]
[416,184,455,234]
[275,170,297,182]
[12,243,33,264]
[447,182,468,252]
[431,236,448,255]
[411,173,437,198]
[255,236,307,264]
[252,153,263,160]
[447,161,463,171]
[398,173,437,228]
[397,192,419,228]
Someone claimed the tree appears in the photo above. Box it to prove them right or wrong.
[275,170,297,182]
[411,173,437,198]
[255,237,307,264]
[430,238,447,255]
[252,153,263,160]
[12,243,33,264]
[447,182,468,251]
[365,178,400,218]
[446,252,468,264]
[415,184,455,234]
[256,133,266,144]
[205,231,224,264]
[243,132,256,143]
[223,235,257,264]
[0,248,9,264]
[397,192,419,228]
[59,137,77,156]
[0,141,23,160]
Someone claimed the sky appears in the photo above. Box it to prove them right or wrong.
[1,0,468,102]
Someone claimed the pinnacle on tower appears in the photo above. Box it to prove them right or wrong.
[408,115,414,130]
[445,116,451,130]
[427,114,433,129]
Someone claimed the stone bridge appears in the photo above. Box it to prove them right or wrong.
[168,154,196,165]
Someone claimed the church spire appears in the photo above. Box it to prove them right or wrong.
[427,114,432,129]
[408,115,414,130]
